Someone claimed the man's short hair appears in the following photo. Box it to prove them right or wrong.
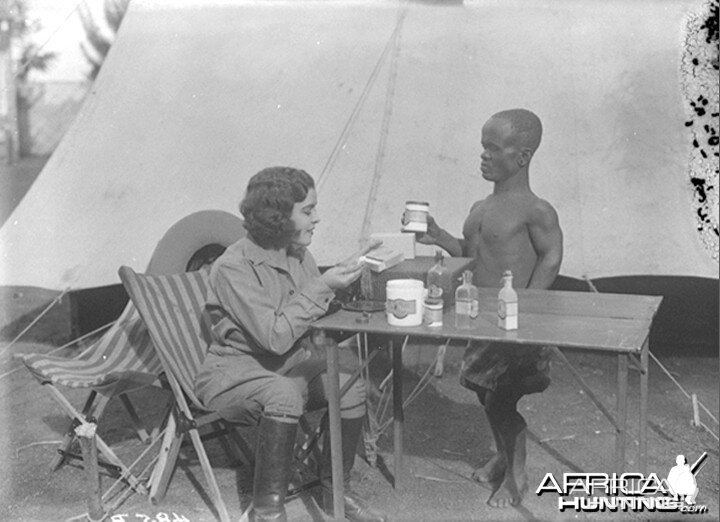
[240,166,315,249]
[493,108,543,153]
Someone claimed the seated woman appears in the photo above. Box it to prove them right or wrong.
[195,166,386,522]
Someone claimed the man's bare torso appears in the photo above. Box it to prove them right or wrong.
[462,192,542,289]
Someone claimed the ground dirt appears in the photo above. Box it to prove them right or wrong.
[0,317,718,522]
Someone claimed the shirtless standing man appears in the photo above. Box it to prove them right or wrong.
[411,108,563,507]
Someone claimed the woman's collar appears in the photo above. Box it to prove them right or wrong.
[244,237,306,268]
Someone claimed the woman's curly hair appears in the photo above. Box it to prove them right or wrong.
[240,166,315,249]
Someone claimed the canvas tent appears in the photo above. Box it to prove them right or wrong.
[0,0,717,293]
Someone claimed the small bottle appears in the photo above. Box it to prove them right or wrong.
[498,270,518,330]
[426,250,448,302]
[455,270,479,329]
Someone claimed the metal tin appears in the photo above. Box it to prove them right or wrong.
[402,201,430,233]
[423,298,443,327]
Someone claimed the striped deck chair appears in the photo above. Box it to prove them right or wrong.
[119,265,254,522]
[119,266,379,521]
[15,300,164,493]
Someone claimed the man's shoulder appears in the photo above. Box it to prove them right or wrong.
[467,199,487,214]
[526,196,561,230]
[529,195,559,215]
[462,200,486,228]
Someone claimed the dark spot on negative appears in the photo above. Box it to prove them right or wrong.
[691,177,707,203]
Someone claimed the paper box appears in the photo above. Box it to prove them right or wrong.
[359,245,405,272]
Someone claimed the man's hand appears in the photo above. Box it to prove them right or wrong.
[401,212,441,245]
[401,212,464,256]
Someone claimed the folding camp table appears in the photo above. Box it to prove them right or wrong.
[313,288,662,519]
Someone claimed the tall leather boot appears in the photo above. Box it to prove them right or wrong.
[320,417,387,522]
[252,417,298,522]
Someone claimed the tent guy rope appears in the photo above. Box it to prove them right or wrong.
[359,7,406,241]
[0,319,114,382]
[583,277,719,442]
[315,7,406,193]
[0,287,68,358]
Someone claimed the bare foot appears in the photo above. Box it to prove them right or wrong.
[471,454,506,483]
[487,479,522,508]
[487,472,528,508]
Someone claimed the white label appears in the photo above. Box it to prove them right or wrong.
[455,300,471,315]
[506,302,517,317]
[386,298,417,319]
[498,300,518,330]
[498,300,517,318]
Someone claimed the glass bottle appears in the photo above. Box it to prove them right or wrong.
[498,270,518,330]
[455,270,479,329]
[426,250,447,303]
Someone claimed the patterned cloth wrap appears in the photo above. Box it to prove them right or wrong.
[459,341,552,395]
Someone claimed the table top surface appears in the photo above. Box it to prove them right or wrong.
[314,288,663,353]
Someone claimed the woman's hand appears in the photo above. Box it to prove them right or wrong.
[320,239,383,290]
[320,262,365,290]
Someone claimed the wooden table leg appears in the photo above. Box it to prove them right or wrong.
[615,353,629,472]
[639,339,649,474]
[392,338,404,489]
[321,330,345,519]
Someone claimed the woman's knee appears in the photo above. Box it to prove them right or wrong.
[262,377,306,420]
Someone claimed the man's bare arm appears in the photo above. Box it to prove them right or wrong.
[527,201,563,290]
[415,215,465,257]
